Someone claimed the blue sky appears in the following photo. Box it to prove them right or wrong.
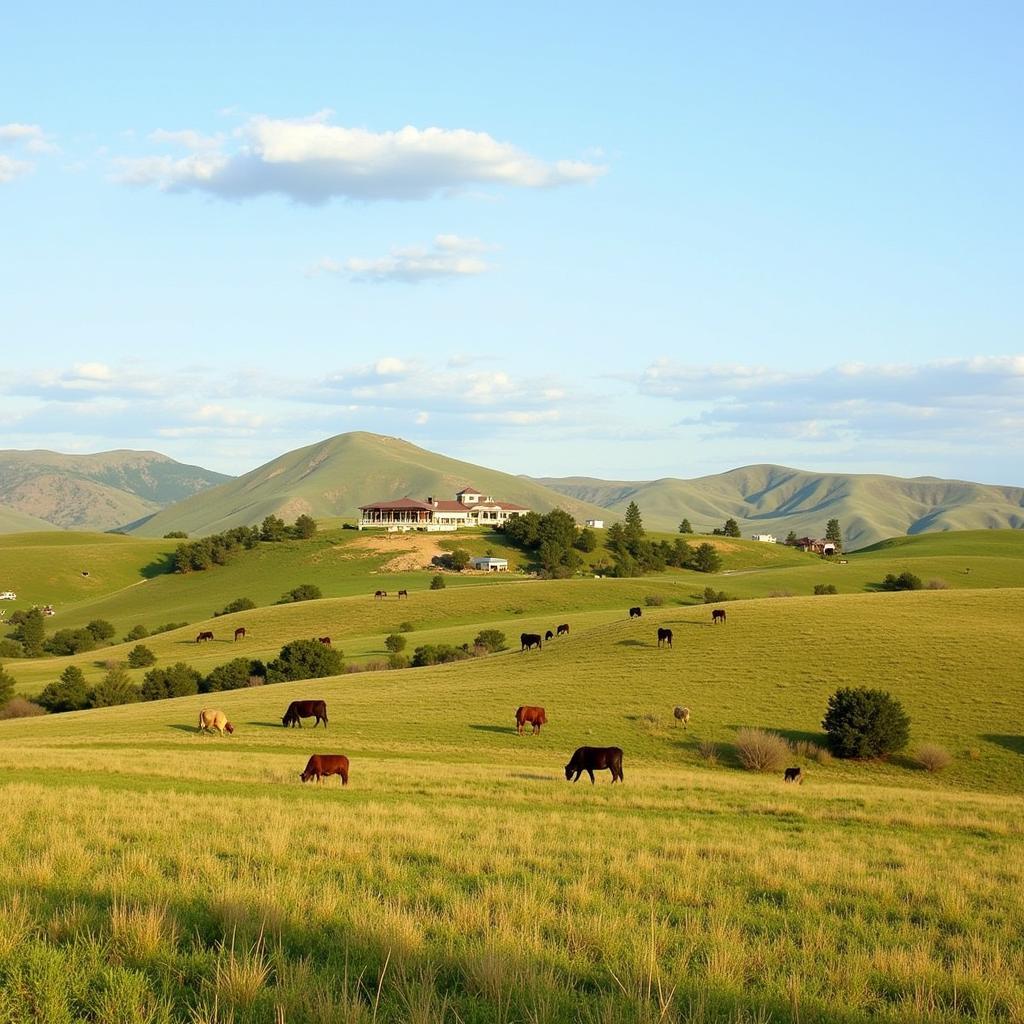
[2,2,1021,483]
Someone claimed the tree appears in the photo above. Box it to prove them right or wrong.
[823,687,910,759]
[86,619,116,643]
[203,658,266,692]
[16,608,45,658]
[0,664,15,706]
[127,644,157,668]
[260,515,288,542]
[687,542,722,573]
[473,629,506,653]
[448,548,471,571]
[163,531,188,539]
[722,518,741,538]
[430,575,446,590]
[575,527,597,553]
[36,665,89,713]
[785,530,798,545]
[623,501,645,551]
[89,667,140,708]
[678,519,693,534]
[141,662,201,701]
[216,597,256,617]
[825,518,843,551]
[266,639,344,683]
[279,583,322,603]
[881,571,922,592]
[123,624,149,642]
[385,634,407,654]
[44,629,96,656]
[813,583,838,595]
[292,514,317,539]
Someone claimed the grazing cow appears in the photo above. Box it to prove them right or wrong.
[515,705,548,735]
[234,627,246,641]
[556,623,569,636]
[673,705,690,728]
[657,627,673,648]
[629,607,642,619]
[196,630,214,643]
[318,636,331,646]
[544,630,554,641]
[283,699,328,728]
[784,767,803,784]
[564,746,624,784]
[712,608,727,625]
[397,589,409,599]
[374,590,387,600]
[197,709,234,735]
[520,632,543,651]
[300,754,349,786]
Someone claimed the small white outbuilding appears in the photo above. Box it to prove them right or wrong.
[472,556,509,572]
[585,519,605,529]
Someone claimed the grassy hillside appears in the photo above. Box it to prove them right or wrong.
[127,432,610,537]
[0,449,230,532]
[0,585,1022,1022]
[536,464,1024,548]
[0,505,61,535]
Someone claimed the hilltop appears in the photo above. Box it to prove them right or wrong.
[127,432,609,537]
[534,464,1024,548]
[0,449,230,533]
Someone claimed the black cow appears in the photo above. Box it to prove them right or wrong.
[657,627,673,648]
[712,608,727,625]
[629,607,642,619]
[545,630,554,641]
[520,632,543,651]
[784,767,803,784]
[564,746,624,784]
[283,699,328,728]
[556,623,569,636]
[196,630,214,643]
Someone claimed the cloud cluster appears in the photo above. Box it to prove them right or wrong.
[116,111,605,204]
[309,234,496,283]
[0,122,57,183]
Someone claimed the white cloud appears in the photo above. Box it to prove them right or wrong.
[0,155,32,183]
[319,234,497,283]
[0,122,58,183]
[149,128,225,151]
[115,112,605,204]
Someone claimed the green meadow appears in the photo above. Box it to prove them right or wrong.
[1,528,1023,1021]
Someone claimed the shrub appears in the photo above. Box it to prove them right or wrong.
[697,739,720,765]
[215,597,256,617]
[44,628,96,656]
[203,658,267,693]
[85,619,116,642]
[0,663,15,706]
[266,640,344,683]
[279,584,322,604]
[472,629,506,653]
[384,634,407,654]
[123,624,149,642]
[768,590,795,598]
[411,644,471,667]
[398,621,414,632]
[914,743,953,772]
[141,663,201,701]
[925,579,949,590]
[89,667,140,708]
[644,595,665,607]
[686,543,722,574]
[880,571,923,591]
[127,644,157,669]
[0,639,23,658]
[387,653,410,670]
[292,514,317,539]
[823,687,911,759]
[734,728,790,772]
[700,587,729,604]
[0,696,46,719]
[430,575,446,590]
[153,621,188,635]
[36,666,89,713]
[813,583,838,595]
[163,531,188,538]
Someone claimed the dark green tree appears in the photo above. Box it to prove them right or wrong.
[89,667,140,707]
[623,501,645,551]
[574,527,598,553]
[141,662,201,701]
[823,687,910,759]
[678,519,693,534]
[430,575,446,590]
[473,629,506,652]
[85,619,116,642]
[825,518,843,550]
[279,583,322,603]
[36,665,89,713]
[203,658,266,692]
[17,608,46,657]
[45,629,96,656]
[292,514,317,539]
[0,663,15,706]
[687,542,723,573]
[123,624,149,642]
[127,644,157,668]
[260,515,288,542]
[881,572,923,591]
[216,597,256,616]
[266,639,344,682]
[448,548,471,571]
[722,518,741,538]
[385,633,407,654]
[785,530,798,545]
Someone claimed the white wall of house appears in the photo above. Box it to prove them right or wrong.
[751,533,777,543]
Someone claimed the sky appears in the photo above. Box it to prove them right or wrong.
[2,1,1022,484]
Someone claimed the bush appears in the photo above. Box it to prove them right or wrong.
[215,597,256,617]
[734,728,791,772]
[279,583,322,604]
[141,663,201,701]
[767,590,795,598]
[813,584,838,595]
[164,531,188,538]
[0,696,46,719]
[203,658,266,693]
[822,687,911,759]
[880,571,923,592]
[686,543,722,573]
[472,629,506,653]
[398,621,414,632]
[36,666,89,713]
[292,514,317,539]
[123,624,149,642]
[153,621,188,635]
[44,628,96,656]
[0,639,23,658]
[411,644,471,667]
[644,595,665,607]
[697,739,719,765]
[127,644,157,669]
[0,663,16,706]
[89,667,140,708]
[430,575,446,590]
[700,587,729,604]
[85,619,116,642]
[387,653,410,670]
[384,633,407,654]
[914,743,953,772]
[266,640,344,682]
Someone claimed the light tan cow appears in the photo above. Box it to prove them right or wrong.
[673,705,690,728]
[198,708,234,735]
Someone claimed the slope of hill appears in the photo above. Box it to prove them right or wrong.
[0,506,61,534]
[128,432,610,537]
[534,465,1024,549]
[0,449,231,532]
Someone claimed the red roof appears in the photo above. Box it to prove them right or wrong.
[456,486,482,495]
[431,500,471,512]
[358,497,434,512]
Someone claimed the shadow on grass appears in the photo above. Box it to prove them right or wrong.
[140,552,177,579]
[509,772,557,781]
[982,734,1024,755]
[468,724,516,735]
[614,639,647,647]
[775,727,830,748]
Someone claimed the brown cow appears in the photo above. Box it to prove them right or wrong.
[197,709,234,735]
[515,705,548,735]
[196,630,214,643]
[712,609,727,625]
[565,746,623,784]
[318,636,331,646]
[300,754,349,786]
[283,700,328,728]
[556,623,569,636]
[397,589,409,599]
[234,627,246,641]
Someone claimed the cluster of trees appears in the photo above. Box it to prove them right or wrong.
[880,571,922,591]
[503,509,588,577]
[1,611,122,659]
[410,629,507,668]
[604,504,722,576]
[172,515,318,573]
[711,518,742,538]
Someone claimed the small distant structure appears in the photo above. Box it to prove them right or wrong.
[471,556,509,572]
[792,537,838,557]
[42,604,55,617]
[358,487,529,531]
[751,533,776,544]
[585,519,605,529]
[0,591,16,601]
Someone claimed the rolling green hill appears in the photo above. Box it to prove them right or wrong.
[128,432,610,537]
[535,464,1024,548]
[0,449,230,532]
[0,505,61,534]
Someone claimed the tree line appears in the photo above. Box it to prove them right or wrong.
[171,514,317,573]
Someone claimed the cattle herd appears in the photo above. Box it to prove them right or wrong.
[194,602,802,787]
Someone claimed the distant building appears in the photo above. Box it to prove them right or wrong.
[471,556,509,572]
[751,533,776,543]
[357,487,530,531]
[793,537,837,556]
[585,519,604,529]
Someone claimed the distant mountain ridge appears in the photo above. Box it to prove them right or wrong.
[532,465,1024,549]
[126,432,610,537]
[0,450,232,533]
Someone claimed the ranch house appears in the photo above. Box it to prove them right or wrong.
[751,533,777,543]
[357,487,530,532]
